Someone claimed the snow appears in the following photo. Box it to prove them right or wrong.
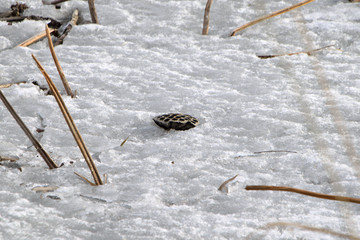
[1,0,360,239]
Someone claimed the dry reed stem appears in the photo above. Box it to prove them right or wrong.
[202,0,213,35]
[218,174,238,193]
[31,55,103,185]
[230,0,315,36]
[103,174,108,184]
[0,90,58,169]
[258,44,337,59]
[32,186,59,193]
[263,222,360,240]
[245,185,360,204]
[120,136,129,147]
[0,156,18,162]
[87,0,99,24]
[45,25,74,97]
[17,28,55,47]
[74,172,97,186]
[0,81,26,89]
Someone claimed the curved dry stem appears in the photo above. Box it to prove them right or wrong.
[230,0,315,36]
[245,185,360,204]
[202,0,213,35]
[218,174,238,193]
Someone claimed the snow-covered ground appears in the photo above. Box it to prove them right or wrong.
[1,0,360,239]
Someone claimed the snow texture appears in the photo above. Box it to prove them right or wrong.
[1,0,360,239]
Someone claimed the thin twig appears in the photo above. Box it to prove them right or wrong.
[32,55,103,185]
[45,25,74,97]
[0,81,27,89]
[257,45,338,59]
[17,28,55,47]
[202,0,213,35]
[245,185,360,204]
[230,0,315,36]
[235,150,297,158]
[32,186,59,193]
[263,222,360,240]
[0,156,18,162]
[218,174,238,193]
[74,172,97,186]
[79,194,107,203]
[0,90,58,169]
[87,0,99,24]
[120,136,129,147]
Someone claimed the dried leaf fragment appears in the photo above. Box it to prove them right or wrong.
[218,175,238,193]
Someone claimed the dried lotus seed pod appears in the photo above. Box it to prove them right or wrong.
[153,113,199,130]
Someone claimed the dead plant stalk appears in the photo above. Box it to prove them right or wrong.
[257,45,337,59]
[45,24,74,97]
[31,54,103,185]
[17,28,55,47]
[87,0,99,24]
[245,185,360,204]
[0,81,26,89]
[0,90,58,169]
[202,0,213,35]
[230,0,315,36]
